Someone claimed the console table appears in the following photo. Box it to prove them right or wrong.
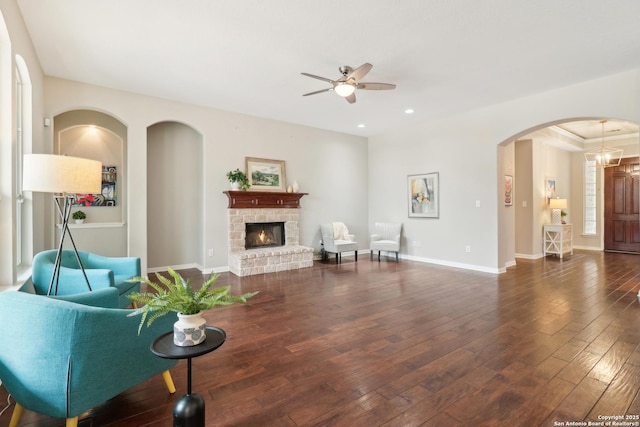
[151,327,226,427]
[543,224,573,259]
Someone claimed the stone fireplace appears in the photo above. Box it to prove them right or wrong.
[225,191,313,276]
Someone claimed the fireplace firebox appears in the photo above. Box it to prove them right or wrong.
[245,222,285,249]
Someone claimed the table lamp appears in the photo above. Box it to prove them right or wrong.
[549,198,567,225]
[23,154,102,295]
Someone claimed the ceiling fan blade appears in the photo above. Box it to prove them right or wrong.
[357,82,396,90]
[301,72,336,84]
[303,88,332,97]
[348,63,373,81]
[345,93,356,104]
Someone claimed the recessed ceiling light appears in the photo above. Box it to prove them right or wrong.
[357,124,365,128]
[404,108,414,114]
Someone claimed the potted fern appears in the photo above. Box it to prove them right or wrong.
[226,168,250,190]
[127,268,258,346]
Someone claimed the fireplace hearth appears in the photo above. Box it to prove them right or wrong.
[245,222,285,249]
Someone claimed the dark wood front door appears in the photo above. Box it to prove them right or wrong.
[604,157,640,253]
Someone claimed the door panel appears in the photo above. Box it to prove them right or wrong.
[605,157,640,253]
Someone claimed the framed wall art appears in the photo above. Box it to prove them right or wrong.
[408,172,439,218]
[245,157,287,192]
[71,165,117,207]
[504,175,513,206]
[545,177,556,205]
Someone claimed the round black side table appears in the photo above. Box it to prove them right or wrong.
[151,326,226,427]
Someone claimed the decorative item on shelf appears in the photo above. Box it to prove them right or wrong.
[72,210,86,224]
[292,180,299,193]
[287,185,293,193]
[127,268,258,347]
[226,168,250,191]
[584,120,623,167]
[549,198,567,224]
[561,210,567,224]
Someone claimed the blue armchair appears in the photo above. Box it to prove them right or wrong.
[32,249,141,308]
[0,288,177,427]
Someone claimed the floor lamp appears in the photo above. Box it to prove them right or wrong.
[23,154,102,295]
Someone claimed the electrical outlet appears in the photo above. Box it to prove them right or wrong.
[465,246,471,253]
[208,249,214,256]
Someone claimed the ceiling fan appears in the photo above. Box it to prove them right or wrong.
[301,63,396,104]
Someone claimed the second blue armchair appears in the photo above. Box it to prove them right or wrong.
[32,249,141,308]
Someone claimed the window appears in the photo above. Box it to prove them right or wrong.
[583,159,597,235]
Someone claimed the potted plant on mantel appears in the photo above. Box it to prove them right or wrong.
[226,168,250,190]
[127,268,258,347]
[72,210,86,224]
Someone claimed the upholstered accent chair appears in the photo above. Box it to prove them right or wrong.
[32,249,141,308]
[0,288,177,427]
[370,222,402,262]
[320,222,358,263]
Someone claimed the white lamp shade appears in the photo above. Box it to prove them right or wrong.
[23,154,102,194]
[549,198,567,209]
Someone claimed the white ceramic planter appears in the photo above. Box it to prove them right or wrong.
[173,312,206,347]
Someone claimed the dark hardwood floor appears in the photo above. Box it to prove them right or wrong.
[3,250,640,426]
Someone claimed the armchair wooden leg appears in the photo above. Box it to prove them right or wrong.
[355,251,357,262]
[370,251,373,261]
[66,417,79,427]
[378,251,381,261]
[395,251,399,262]
[8,403,24,427]
[162,370,177,393]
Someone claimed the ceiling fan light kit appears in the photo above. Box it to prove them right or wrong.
[301,63,396,104]
[334,82,356,97]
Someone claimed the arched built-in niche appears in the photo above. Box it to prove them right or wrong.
[54,110,128,256]
[147,121,203,270]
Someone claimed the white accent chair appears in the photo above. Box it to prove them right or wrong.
[370,222,402,262]
[320,222,358,263]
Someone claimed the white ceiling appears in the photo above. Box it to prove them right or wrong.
[15,0,640,137]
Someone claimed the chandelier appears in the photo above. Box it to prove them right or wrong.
[584,120,623,167]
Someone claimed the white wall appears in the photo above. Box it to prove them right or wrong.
[369,69,640,273]
[43,77,369,273]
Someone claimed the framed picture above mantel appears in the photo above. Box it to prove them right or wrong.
[245,157,286,192]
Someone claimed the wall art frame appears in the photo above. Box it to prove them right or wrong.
[408,172,439,218]
[545,177,556,205]
[245,157,287,192]
[504,175,513,206]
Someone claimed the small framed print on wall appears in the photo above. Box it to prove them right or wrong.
[504,175,513,206]
[408,172,439,218]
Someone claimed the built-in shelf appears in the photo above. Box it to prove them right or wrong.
[57,222,126,229]
[223,191,308,209]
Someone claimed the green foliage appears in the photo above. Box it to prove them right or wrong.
[226,168,250,190]
[127,268,258,334]
[72,210,86,220]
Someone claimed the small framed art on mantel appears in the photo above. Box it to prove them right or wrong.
[408,172,439,218]
[245,157,287,192]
